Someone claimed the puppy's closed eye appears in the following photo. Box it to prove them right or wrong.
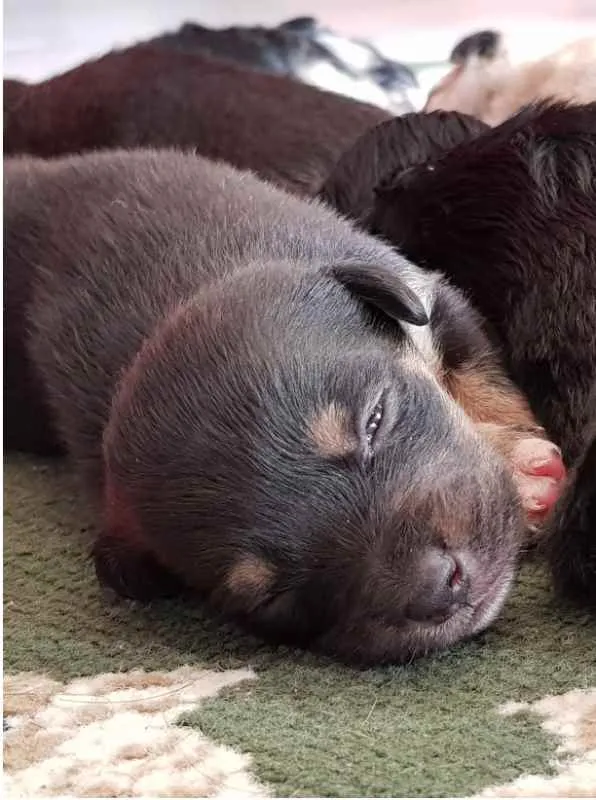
[309,391,394,465]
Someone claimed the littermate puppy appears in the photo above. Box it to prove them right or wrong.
[320,109,489,226]
[147,15,418,114]
[371,103,596,464]
[343,102,596,610]
[425,30,596,126]
[3,44,390,197]
[4,149,556,664]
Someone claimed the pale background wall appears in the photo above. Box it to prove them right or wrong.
[4,0,596,83]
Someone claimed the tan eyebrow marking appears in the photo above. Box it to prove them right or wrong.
[225,555,276,600]
[308,402,358,458]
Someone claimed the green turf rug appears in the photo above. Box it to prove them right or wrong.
[4,453,596,797]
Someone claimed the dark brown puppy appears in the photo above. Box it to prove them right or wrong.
[372,103,596,464]
[3,43,390,197]
[320,109,489,225]
[5,149,532,664]
[324,103,596,608]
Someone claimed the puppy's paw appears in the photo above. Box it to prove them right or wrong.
[510,437,567,530]
[475,423,567,537]
[92,533,185,603]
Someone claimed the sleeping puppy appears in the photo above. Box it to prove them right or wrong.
[3,43,390,197]
[425,30,596,126]
[4,149,560,663]
[323,103,595,608]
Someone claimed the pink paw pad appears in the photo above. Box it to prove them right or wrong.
[511,438,567,524]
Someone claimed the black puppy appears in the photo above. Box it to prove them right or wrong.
[6,149,555,663]
[148,16,418,114]
[3,44,390,197]
[322,103,596,608]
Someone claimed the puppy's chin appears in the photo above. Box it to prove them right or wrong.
[469,566,515,634]
[314,558,517,666]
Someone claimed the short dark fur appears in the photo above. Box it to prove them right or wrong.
[319,110,489,225]
[5,149,523,664]
[149,16,329,71]
[3,43,390,197]
[372,102,596,463]
[328,102,596,609]
[549,416,596,609]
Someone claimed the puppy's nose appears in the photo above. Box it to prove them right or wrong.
[406,550,469,623]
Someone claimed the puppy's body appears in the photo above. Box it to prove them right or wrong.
[5,149,533,663]
[324,103,596,608]
[3,44,390,197]
[550,412,596,608]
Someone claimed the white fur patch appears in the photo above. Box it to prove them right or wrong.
[297,60,393,110]
[400,266,442,373]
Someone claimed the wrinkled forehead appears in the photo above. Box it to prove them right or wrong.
[194,264,437,410]
[213,265,413,347]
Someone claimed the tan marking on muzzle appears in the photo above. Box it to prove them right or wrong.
[308,402,358,458]
[225,555,275,600]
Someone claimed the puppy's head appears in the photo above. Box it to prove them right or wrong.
[319,110,488,226]
[103,254,522,664]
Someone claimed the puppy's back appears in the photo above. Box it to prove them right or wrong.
[3,44,390,196]
[4,149,400,471]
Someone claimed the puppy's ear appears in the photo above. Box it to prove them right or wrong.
[319,111,488,223]
[332,262,428,326]
[450,29,502,64]
[278,16,318,35]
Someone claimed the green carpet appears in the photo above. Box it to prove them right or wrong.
[4,453,596,797]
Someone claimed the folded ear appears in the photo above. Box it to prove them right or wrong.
[331,262,429,327]
[277,16,318,35]
[319,111,488,224]
[449,29,502,64]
